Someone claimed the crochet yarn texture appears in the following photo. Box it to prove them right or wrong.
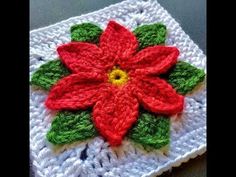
[44,20,186,146]
[30,0,206,177]
[31,59,69,90]
[71,23,103,43]
[47,111,97,145]
[133,23,166,49]
[127,112,170,149]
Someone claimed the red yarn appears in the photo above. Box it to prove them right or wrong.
[46,20,184,146]
[93,84,139,146]
[121,45,179,76]
[133,76,184,115]
[99,20,138,63]
[57,42,111,73]
[45,73,108,110]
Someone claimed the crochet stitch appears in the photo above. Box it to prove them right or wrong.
[47,110,97,145]
[71,23,103,43]
[166,61,205,94]
[30,59,69,90]
[108,67,129,86]
[45,21,184,146]
[128,112,170,149]
[30,20,205,148]
[30,0,206,176]
[133,23,167,50]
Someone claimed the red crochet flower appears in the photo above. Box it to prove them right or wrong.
[45,21,184,146]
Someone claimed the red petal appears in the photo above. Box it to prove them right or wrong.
[57,42,112,73]
[134,76,184,115]
[99,21,138,64]
[121,46,179,75]
[45,73,108,110]
[93,85,139,146]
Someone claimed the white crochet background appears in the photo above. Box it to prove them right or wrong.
[30,0,206,176]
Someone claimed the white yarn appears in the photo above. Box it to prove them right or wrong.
[30,0,206,176]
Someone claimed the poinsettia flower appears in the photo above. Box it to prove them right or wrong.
[45,21,184,146]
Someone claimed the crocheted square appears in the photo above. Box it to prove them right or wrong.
[30,0,206,176]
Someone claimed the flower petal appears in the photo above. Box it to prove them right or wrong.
[121,46,179,75]
[93,85,139,146]
[134,76,184,115]
[99,21,138,64]
[57,42,112,73]
[45,73,108,110]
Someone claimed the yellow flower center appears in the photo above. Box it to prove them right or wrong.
[108,67,128,86]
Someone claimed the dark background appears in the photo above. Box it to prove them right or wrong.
[30,0,206,176]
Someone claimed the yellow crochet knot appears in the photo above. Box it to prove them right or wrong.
[108,67,128,86]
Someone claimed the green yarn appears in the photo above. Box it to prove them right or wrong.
[47,109,170,148]
[71,23,103,43]
[166,61,205,95]
[133,23,167,50]
[128,112,170,149]
[47,110,97,145]
[30,59,69,90]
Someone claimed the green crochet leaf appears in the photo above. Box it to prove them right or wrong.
[71,23,103,43]
[128,112,170,149]
[30,59,70,90]
[47,110,97,145]
[133,23,167,50]
[167,61,205,95]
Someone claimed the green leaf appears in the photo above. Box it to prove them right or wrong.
[30,59,70,90]
[128,111,170,149]
[71,23,103,43]
[166,61,205,95]
[47,110,97,145]
[133,23,167,50]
